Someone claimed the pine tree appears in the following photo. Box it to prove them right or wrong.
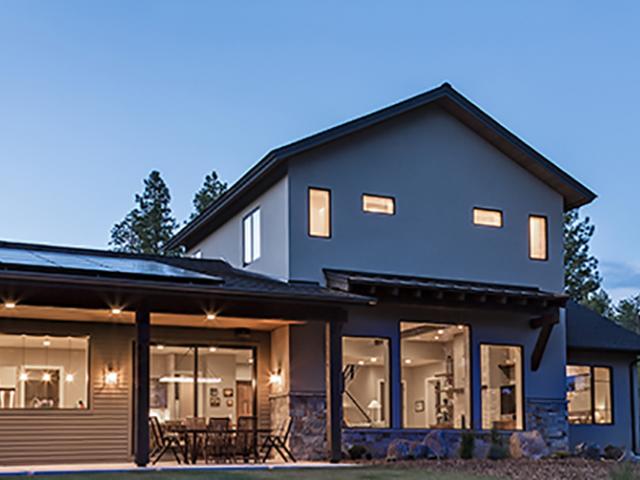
[190,170,227,219]
[110,171,178,255]
[614,294,640,333]
[564,209,610,314]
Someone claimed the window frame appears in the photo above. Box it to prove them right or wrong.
[362,193,396,216]
[479,342,525,432]
[528,214,548,261]
[307,187,332,239]
[341,334,392,430]
[399,320,473,430]
[566,364,614,426]
[0,332,92,411]
[472,207,503,228]
[242,207,261,266]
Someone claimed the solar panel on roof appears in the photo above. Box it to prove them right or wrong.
[0,247,221,283]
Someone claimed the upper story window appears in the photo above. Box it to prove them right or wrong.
[308,188,331,238]
[0,333,89,410]
[362,194,395,215]
[473,208,503,228]
[242,208,261,265]
[529,215,548,260]
[566,365,612,425]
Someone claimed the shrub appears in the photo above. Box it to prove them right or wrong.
[610,463,639,480]
[487,428,509,461]
[460,432,475,460]
[348,444,369,461]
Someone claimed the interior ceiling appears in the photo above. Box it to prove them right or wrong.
[0,305,304,331]
[0,333,88,350]
[151,345,253,362]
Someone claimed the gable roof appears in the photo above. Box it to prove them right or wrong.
[168,82,596,250]
[566,301,640,353]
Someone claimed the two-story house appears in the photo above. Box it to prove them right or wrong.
[0,83,638,467]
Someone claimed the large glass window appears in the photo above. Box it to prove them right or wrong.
[566,365,612,425]
[529,215,548,260]
[242,208,261,265]
[308,188,331,238]
[0,333,89,409]
[481,344,523,430]
[401,322,470,429]
[150,345,254,425]
[342,337,389,428]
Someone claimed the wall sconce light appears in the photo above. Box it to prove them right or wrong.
[105,367,118,385]
[269,370,283,386]
[19,372,28,382]
[65,373,75,383]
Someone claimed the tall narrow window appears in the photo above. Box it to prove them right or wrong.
[401,322,471,429]
[308,188,331,238]
[566,365,612,425]
[481,344,523,430]
[242,208,261,265]
[529,215,548,260]
[342,337,389,428]
[363,194,395,215]
[473,208,502,227]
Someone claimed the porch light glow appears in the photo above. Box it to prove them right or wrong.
[269,372,283,386]
[158,376,221,384]
[206,313,217,321]
[19,372,28,382]
[111,308,122,315]
[65,373,75,383]
[4,301,16,309]
[42,372,52,382]
[105,370,118,385]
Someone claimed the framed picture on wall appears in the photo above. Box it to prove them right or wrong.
[415,400,425,413]
[223,388,233,398]
[209,387,218,398]
[226,399,233,407]
[210,396,221,407]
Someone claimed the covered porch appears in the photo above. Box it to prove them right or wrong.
[0,242,367,466]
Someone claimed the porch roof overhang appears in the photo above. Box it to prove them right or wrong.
[0,241,369,322]
[324,268,568,312]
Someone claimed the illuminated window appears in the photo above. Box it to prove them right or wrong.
[242,208,261,265]
[363,194,395,215]
[308,188,331,238]
[481,344,523,430]
[401,322,471,429]
[342,337,389,428]
[529,215,547,260]
[0,333,89,410]
[566,365,612,425]
[473,208,502,227]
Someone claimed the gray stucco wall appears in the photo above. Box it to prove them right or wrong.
[189,175,289,280]
[287,105,564,292]
[567,349,638,452]
[340,303,567,431]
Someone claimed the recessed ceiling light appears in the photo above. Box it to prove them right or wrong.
[156,345,165,350]
[357,360,365,366]
[43,338,51,347]
[111,308,122,315]
[434,335,440,340]
[206,313,216,321]
[209,346,217,353]
[404,358,412,365]
[4,301,16,309]
[457,325,464,330]
[437,329,445,335]
[370,357,377,363]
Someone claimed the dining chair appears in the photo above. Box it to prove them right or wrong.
[205,417,232,463]
[149,416,183,465]
[235,416,258,463]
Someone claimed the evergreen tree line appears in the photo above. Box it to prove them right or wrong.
[109,171,640,334]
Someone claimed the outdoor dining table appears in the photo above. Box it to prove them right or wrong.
[168,425,272,464]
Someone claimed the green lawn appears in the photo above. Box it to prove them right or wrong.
[0,468,499,480]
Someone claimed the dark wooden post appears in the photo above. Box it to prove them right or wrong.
[326,318,343,463]
[134,307,151,467]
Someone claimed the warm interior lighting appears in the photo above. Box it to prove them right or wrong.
[4,301,16,309]
[308,188,331,237]
[248,358,254,365]
[43,338,51,347]
[19,372,28,382]
[156,345,164,350]
[473,208,503,227]
[105,370,118,385]
[65,373,75,383]
[111,307,122,315]
[269,372,283,385]
[209,346,217,352]
[206,313,217,321]
[362,194,395,215]
[457,325,464,330]
[158,376,221,384]
[357,360,365,366]
[404,358,412,365]
[437,329,445,335]
[42,372,52,382]
[370,357,378,363]
[529,215,548,260]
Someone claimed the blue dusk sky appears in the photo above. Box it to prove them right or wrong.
[0,1,638,300]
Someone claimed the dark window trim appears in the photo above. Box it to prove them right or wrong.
[399,320,473,430]
[528,214,548,261]
[362,193,396,216]
[307,187,332,239]
[479,342,526,432]
[0,332,92,412]
[567,363,614,426]
[242,207,260,266]
[472,207,504,228]
[342,334,391,430]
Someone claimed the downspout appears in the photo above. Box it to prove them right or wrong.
[630,356,640,455]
